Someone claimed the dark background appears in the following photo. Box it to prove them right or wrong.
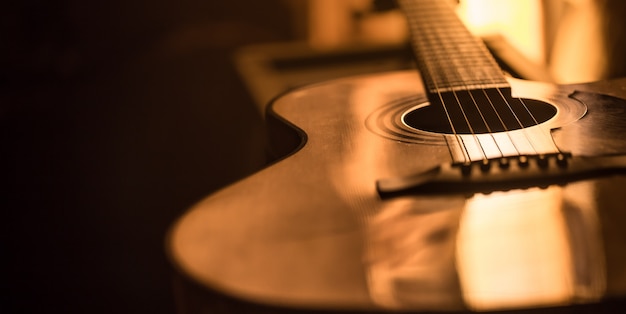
[3,1,292,313]
[4,1,626,314]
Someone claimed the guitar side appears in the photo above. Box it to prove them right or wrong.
[168,71,626,312]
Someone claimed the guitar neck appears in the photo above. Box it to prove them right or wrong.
[398,0,510,95]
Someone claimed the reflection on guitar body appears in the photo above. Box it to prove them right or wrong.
[168,0,626,312]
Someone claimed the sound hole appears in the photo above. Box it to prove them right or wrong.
[402,90,557,134]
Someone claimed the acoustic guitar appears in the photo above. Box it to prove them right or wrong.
[168,0,626,312]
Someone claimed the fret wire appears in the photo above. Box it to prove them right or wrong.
[402,0,509,92]
[402,0,509,93]
[402,0,487,161]
[450,28,528,159]
[404,0,537,159]
[398,0,472,162]
[401,0,507,161]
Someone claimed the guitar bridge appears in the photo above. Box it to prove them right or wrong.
[377,153,626,197]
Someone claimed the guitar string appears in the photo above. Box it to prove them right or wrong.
[414,3,487,163]
[451,89,489,161]
[436,5,528,161]
[517,97,562,153]
[429,0,540,161]
[468,52,540,158]
[401,0,472,163]
[480,88,524,157]
[464,89,506,158]
[440,20,506,161]
[432,0,561,162]
[431,0,533,163]
[422,27,486,162]
[493,87,540,156]
[416,0,490,162]
[453,0,551,157]
[466,45,526,158]
[404,0,549,163]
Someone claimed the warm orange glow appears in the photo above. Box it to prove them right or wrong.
[457,0,545,65]
[308,0,353,48]
[548,0,607,83]
[333,73,467,311]
[457,187,574,310]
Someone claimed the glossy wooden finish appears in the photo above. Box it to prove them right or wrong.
[168,71,626,312]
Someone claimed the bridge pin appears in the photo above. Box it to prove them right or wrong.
[498,157,510,169]
[537,154,549,168]
[480,159,491,172]
[518,155,529,168]
[556,153,568,167]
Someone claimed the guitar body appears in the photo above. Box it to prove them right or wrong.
[169,71,626,312]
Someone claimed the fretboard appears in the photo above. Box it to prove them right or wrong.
[398,0,509,95]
